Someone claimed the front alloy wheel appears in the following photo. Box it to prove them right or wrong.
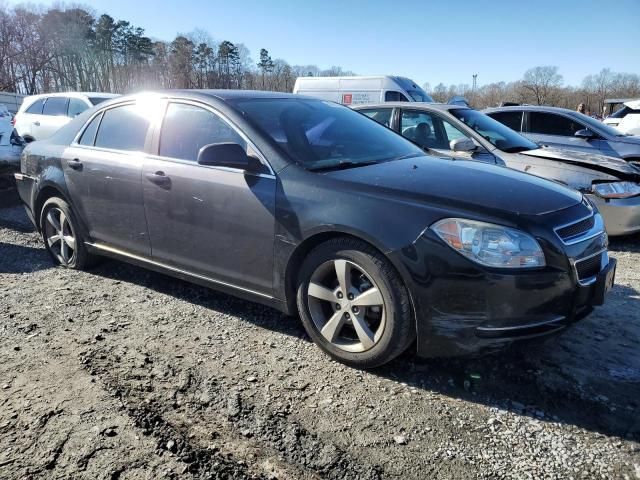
[297,238,414,368]
[307,259,385,352]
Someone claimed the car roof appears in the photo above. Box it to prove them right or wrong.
[23,92,120,100]
[483,105,579,115]
[352,102,466,112]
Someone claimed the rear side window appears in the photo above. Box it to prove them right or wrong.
[25,98,45,114]
[78,113,102,146]
[68,98,89,117]
[360,108,393,128]
[43,97,69,116]
[94,105,150,151]
[489,111,523,131]
[528,112,583,136]
[385,91,409,102]
[159,103,244,162]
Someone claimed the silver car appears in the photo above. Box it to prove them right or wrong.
[355,103,640,236]
[483,105,640,163]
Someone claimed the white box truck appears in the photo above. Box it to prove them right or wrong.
[293,76,433,105]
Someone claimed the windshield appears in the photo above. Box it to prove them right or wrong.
[574,111,631,137]
[407,89,434,102]
[450,108,538,153]
[230,98,424,171]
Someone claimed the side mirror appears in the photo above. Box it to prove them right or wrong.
[450,137,476,152]
[197,143,250,170]
[574,128,596,139]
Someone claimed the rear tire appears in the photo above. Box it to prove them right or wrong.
[40,196,95,269]
[296,237,414,369]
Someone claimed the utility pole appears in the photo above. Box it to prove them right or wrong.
[472,74,478,106]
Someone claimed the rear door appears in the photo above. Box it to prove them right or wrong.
[142,100,276,293]
[39,96,72,139]
[63,102,152,256]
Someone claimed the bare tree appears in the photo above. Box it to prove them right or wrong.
[521,66,563,105]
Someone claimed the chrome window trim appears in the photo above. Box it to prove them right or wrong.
[86,242,274,300]
[70,98,276,177]
[144,153,275,179]
[554,213,604,246]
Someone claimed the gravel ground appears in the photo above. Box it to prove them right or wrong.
[1,184,639,480]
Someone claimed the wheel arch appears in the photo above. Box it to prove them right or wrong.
[34,184,71,231]
[283,229,417,328]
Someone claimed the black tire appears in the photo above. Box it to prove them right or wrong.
[296,237,415,368]
[40,196,96,270]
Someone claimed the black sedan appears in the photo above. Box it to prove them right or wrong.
[14,91,615,367]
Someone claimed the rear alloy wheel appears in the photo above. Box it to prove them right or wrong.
[40,197,95,270]
[43,206,76,266]
[297,238,414,368]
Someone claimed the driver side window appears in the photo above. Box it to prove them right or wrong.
[529,112,583,137]
[400,110,469,150]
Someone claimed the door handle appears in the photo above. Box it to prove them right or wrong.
[68,158,83,170]
[145,171,171,188]
[33,121,40,126]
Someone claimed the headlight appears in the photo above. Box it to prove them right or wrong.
[592,182,640,199]
[431,218,545,268]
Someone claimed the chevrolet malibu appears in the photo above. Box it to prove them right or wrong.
[15,91,616,368]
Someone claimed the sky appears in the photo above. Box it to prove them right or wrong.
[6,0,640,88]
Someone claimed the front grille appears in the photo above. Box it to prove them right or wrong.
[575,253,602,281]
[556,215,595,242]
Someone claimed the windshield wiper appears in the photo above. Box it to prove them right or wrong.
[502,146,533,153]
[308,160,381,172]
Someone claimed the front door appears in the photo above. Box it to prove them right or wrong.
[525,111,597,154]
[399,109,498,164]
[142,101,276,293]
[63,103,152,256]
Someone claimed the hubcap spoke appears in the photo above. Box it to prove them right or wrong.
[320,311,346,343]
[308,282,336,303]
[352,287,383,307]
[63,235,75,249]
[334,260,352,294]
[59,211,67,233]
[351,313,376,350]
[47,233,61,248]
[60,237,69,263]
[47,210,61,231]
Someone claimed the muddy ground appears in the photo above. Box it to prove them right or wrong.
[1,183,639,479]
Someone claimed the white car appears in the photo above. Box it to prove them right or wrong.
[604,99,640,136]
[14,92,118,142]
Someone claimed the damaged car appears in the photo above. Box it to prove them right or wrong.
[356,103,640,236]
[14,91,615,367]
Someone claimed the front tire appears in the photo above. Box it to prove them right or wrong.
[40,196,94,269]
[296,237,414,368]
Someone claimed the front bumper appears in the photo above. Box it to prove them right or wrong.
[393,216,615,358]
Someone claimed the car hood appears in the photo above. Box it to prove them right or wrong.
[614,134,640,146]
[519,147,640,178]
[323,156,582,216]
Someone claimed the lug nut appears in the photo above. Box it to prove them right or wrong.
[335,304,341,310]
[345,312,350,319]
[352,306,359,314]
[337,292,343,299]
[347,293,354,300]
